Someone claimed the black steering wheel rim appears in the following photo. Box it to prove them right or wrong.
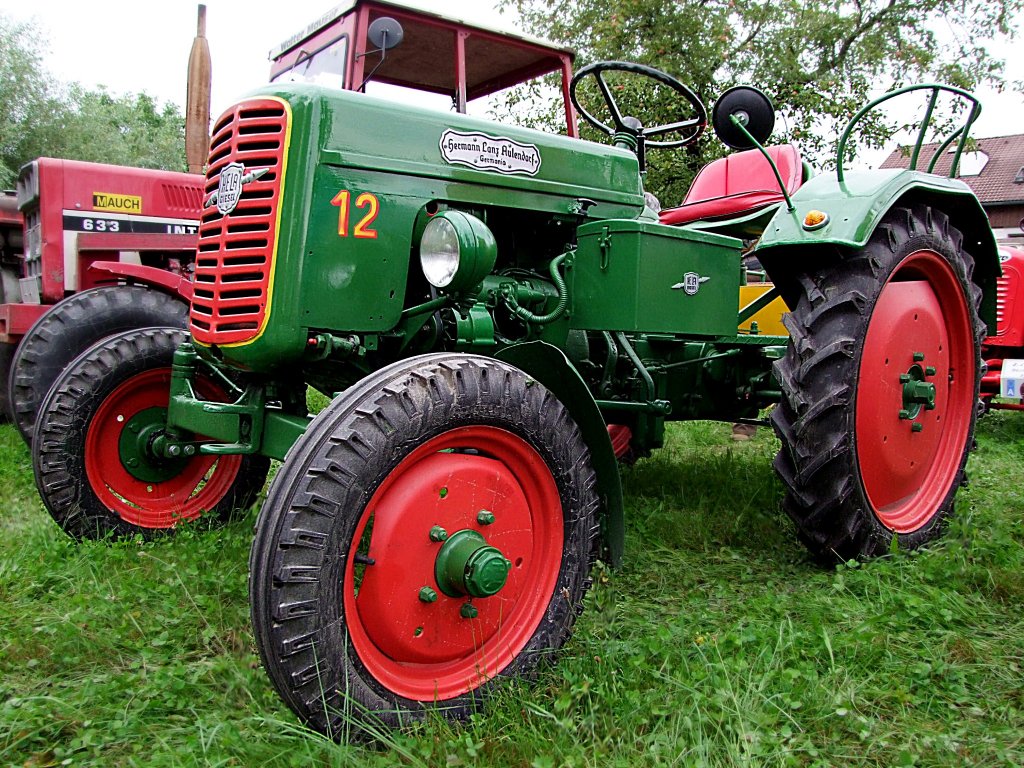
[570,61,708,148]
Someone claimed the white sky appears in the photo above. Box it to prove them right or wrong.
[1,0,1021,147]
[0,0,509,117]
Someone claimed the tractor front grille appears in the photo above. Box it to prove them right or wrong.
[190,98,288,345]
[995,270,1014,336]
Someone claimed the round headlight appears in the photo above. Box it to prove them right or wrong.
[420,216,461,288]
[419,210,497,292]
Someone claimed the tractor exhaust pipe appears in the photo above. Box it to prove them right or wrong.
[186,4,212,174]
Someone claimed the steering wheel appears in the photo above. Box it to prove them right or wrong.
[570,61,707,148]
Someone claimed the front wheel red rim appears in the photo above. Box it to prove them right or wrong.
[344,425,563,701]
[84,368,243,529]
[855,249,975,533]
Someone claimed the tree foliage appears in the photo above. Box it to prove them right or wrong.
[501,0,1023,203]
[57,89,186,173]
[0,14,185,188]
[0,16,66,186]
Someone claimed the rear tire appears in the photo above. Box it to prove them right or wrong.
[771,205,983,563]
[33,327,269,541]
[9,285,188,443]
[250,354,599,737]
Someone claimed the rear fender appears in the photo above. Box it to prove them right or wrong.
[496,341,624,567]
[754,170,999,329]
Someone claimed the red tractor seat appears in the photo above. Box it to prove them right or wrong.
[659,144,803,226]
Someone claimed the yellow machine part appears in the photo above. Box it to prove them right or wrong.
[738,284,789,336]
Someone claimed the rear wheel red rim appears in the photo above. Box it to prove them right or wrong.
[84,368,243,528]
[855,249,974,532]
[344,425,563,701]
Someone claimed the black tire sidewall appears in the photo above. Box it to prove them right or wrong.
[772,205,983,562]
[250,354,598,734]
[33,327,267,540]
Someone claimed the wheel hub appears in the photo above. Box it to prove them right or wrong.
[434,529,511,598]
[898,357,938,425]
[117,406,187,482]
[348,429,563,690]
[855,251,975,533]
[84,364,246,530]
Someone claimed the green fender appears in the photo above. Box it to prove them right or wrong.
[495,341,624,567]
[754,169,1000,328]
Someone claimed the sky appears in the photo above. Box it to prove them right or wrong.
[1,0,1022,151]
[0,0,508,117]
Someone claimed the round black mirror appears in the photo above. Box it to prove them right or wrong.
[712,86,775,149]
[367,17,404,52]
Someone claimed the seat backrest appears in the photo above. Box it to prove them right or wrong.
[683,144,803,205]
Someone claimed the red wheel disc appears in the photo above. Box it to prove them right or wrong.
[344,425,563,701]
[856,250,974,532]
[84,368,243,528]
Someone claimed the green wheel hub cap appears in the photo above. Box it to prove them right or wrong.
[434,529,511,598]
[117,407,188,483]
[899,360,937,423]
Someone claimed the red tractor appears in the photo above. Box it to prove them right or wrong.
[981,244,1024,409]
[1,159,203,441]
[0,4,215,442]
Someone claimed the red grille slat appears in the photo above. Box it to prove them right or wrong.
[190,98,287,345]
[995,276,1011,335]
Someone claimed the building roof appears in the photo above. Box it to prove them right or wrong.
[880,133,1024,205]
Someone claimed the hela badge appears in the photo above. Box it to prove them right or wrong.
[216,162,245,215]
[673,272,710,296]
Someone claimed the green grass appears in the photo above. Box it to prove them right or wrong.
[2,414,1022,766]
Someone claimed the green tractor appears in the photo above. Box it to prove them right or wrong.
[31,0,998,736]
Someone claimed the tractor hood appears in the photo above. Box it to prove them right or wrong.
[190,84,645,371]
[282,83,644,215]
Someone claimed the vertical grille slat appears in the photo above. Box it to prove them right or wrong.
[190,98,287,345]
[995,275,1012,336]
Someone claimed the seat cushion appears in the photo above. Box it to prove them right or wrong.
[659,144,803,226]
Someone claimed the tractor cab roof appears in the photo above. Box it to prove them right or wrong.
[269,0,578,135]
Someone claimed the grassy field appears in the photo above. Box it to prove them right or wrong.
[1,413,1022,767]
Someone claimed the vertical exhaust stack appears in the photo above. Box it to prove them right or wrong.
[186,4,212,175]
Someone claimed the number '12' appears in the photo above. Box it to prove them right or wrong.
[331,190,379,239]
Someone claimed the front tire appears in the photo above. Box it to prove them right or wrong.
[250,354,599,736]
[33,327,270,540]
[771,205,983,562]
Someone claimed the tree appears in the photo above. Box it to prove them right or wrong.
[58,89,186,173]
[501,0,1023,204]
[0,15,70,186]
[0,14,185,189]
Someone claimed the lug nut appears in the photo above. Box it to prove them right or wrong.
[460,602,478,619]
[477,510,495,525]
[429,526,448,543]
[418,587,438,603]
